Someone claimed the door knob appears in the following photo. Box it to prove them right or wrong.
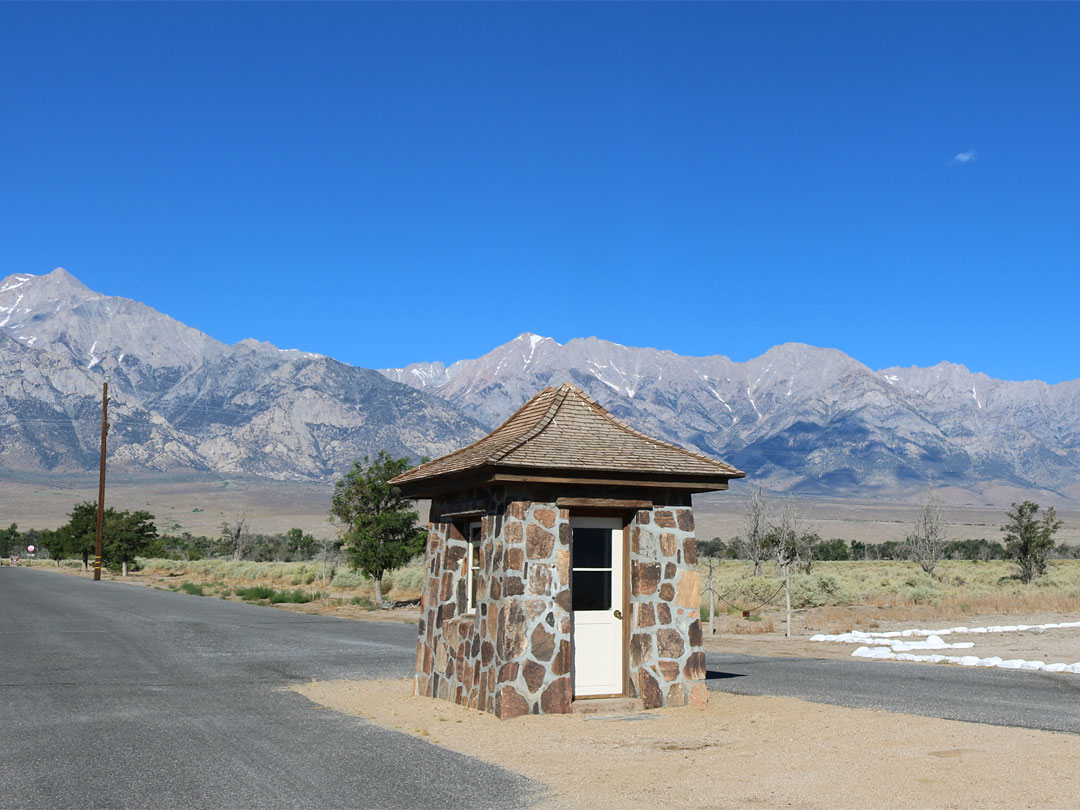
[613,609,622,620]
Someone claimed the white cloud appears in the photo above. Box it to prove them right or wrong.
[953,149,978,164]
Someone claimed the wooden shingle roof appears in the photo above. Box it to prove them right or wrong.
[390,383,745,496]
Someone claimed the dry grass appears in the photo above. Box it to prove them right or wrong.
[699,559,1080,628]
[130,557,426,604]
[709,616,776,634]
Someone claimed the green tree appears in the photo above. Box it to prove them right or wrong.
[330,452,425,607]
[61,501,101,569]
[811,538,850,561]
[40,528,66,565]
[103,510,159,574]
[1001,501,1062,583]
[0,523,18,557]
[50,502,158,573]
[285,528,318,561]
[696,537,726,558]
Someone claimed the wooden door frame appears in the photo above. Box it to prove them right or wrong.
[568,510,632,700]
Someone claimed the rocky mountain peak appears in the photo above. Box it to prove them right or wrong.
[1,266,95,297]
[1,267,227,377]
[1,267,489,483]
[43,266,95,293]
[1,267,99,335]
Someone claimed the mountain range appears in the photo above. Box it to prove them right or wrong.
[0,268,486,481]
[4,268,1079,505]
[381,335,1080,504]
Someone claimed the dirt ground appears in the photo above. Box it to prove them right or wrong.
[0,475,339,538]
[295,678,1080,810]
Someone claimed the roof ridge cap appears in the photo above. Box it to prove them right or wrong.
[488,384,569,463]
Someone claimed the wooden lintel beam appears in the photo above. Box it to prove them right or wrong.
[437,508,486,520]
[556,497,653,510]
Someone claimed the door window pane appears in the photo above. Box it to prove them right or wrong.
[572,527,612,569]
[571,570,612,611]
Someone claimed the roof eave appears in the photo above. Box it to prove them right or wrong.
[392,464,745,500]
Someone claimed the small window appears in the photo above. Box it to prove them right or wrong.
[466,521,481,613]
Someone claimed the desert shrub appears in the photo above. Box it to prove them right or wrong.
[789,573,858,608]
[137,557,185,574]
[906,584,942,604]
[136,558,328,583]
[1034,575,1068,589]
[385,563,424,595]
[903,573,944,604]
[179,582,205,596]
[331,568,368,588]
[725,576,784,605]
[235,585,275,601]
[269,589,314,604]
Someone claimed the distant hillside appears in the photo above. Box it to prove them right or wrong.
[0,268,487,481]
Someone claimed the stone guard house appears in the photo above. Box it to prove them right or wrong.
[391,383,745,719]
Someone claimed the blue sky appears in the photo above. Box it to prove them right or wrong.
[2,2,1078,382]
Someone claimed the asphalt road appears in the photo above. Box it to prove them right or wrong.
[706,651,1080,734]
[0,568,534,810]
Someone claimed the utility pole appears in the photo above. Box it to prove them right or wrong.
[94,378,109,582]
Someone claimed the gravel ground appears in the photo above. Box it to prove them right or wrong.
[297,678,1080,810]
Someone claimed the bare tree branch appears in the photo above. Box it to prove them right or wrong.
[222,512,249,562]
[742,487,770,576]
[907,484,946,576]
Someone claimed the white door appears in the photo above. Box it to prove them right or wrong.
[571,516,624,697]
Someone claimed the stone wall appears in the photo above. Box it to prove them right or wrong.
[414,487,706,718]
[627,504,707,709]
[414,489,573,719]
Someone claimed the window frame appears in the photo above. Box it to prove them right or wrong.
[465,520,482,614]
